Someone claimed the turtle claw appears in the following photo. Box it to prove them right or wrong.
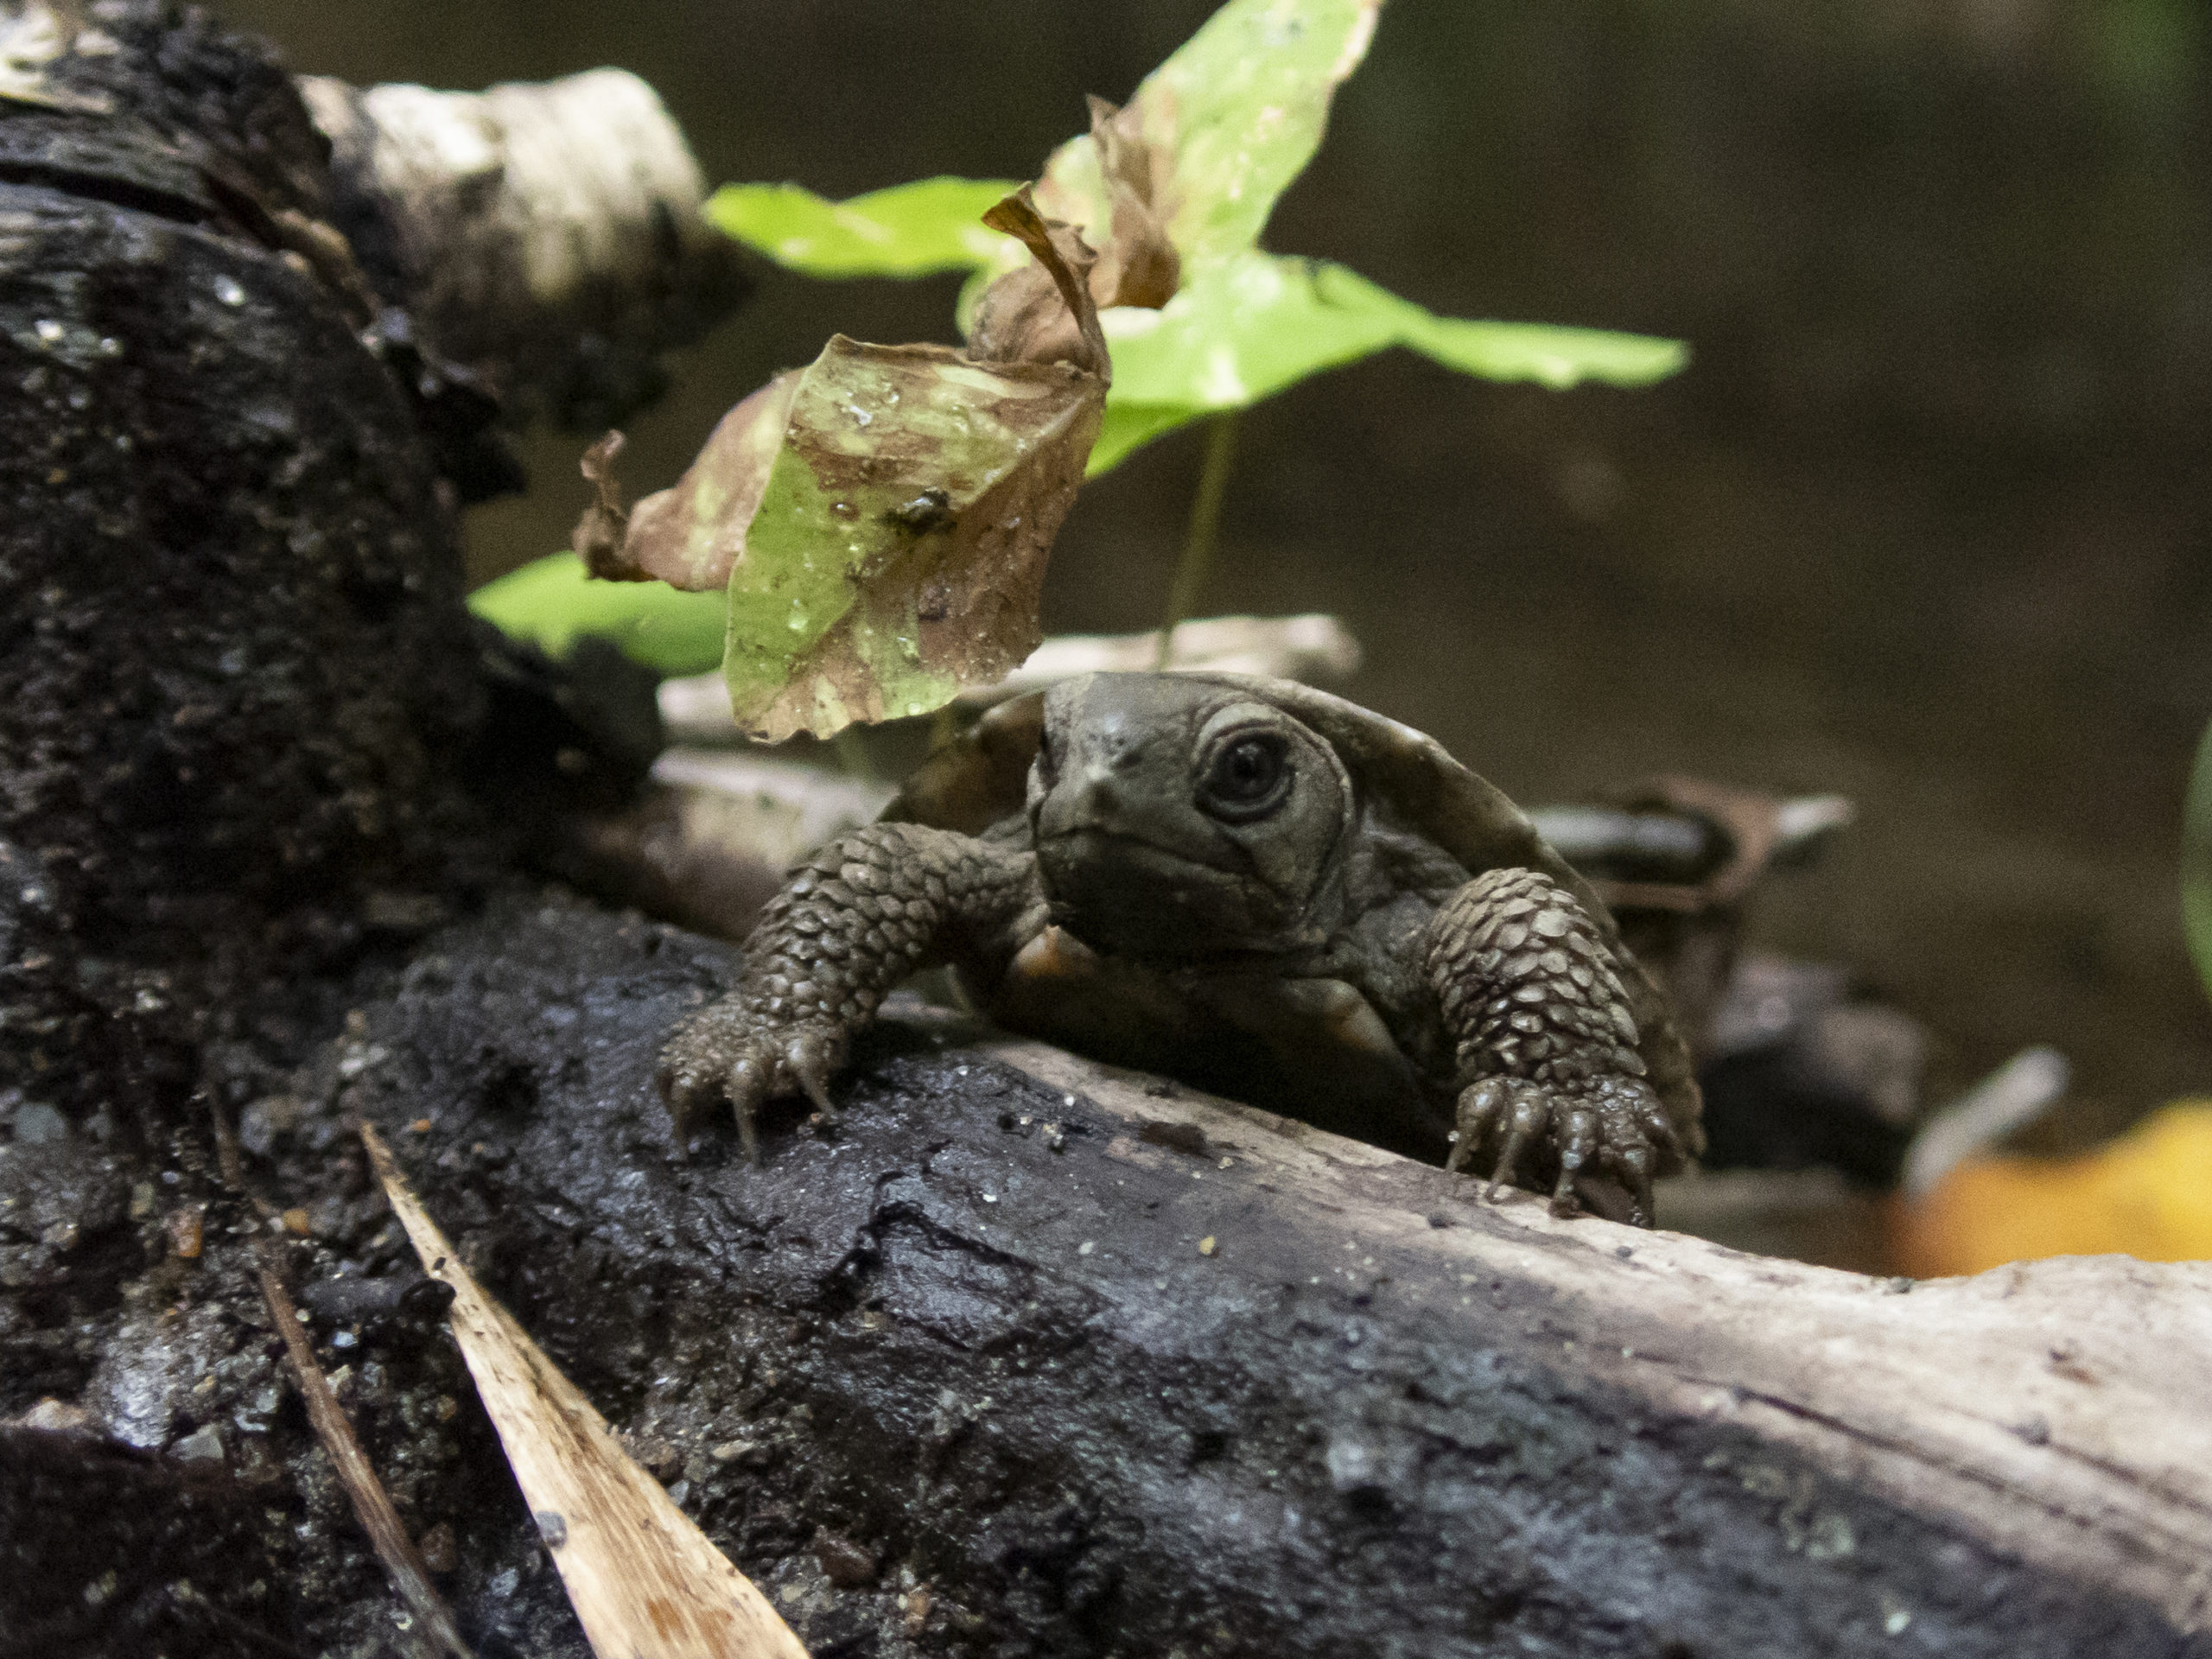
[784,1028,842,1119]
[1452,1072,1675,1229]
[1446,1077,1507,1175]
[658,1001,849,1160]
[1487,1082,1552,1204]
[1615,1141,1658,1230]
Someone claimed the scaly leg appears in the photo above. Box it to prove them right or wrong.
[1426,867,1683,1225]
[658,823,1039,1158]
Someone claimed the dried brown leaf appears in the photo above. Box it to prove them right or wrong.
[1084,96,1179,310]
[571,431,634,579]
[720,335,1103,740]
[617,371,802,590]
[586,187,1109,739]
[967,187,1110,375]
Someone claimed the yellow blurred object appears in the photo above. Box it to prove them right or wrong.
[1891,1102,2212,1277]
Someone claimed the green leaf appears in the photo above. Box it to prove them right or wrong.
[704,177,1023,278]
[719,335,1103,740]
[1404,311,1692,390]
[467,553,727,675]
[2185,715,2212,1007]
[1035,0,1383,270]
[1085,253,1688,473]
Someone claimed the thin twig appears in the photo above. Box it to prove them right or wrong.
[207,1098,475,1659]
[1155,413,1240,669]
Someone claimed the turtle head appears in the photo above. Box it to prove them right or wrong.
[1027,674,1354,958]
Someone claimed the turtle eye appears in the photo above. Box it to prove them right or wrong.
[1200,733,1291,820]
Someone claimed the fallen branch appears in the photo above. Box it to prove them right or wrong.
[657,613,1363,744]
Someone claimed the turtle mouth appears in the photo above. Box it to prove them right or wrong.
[1035,826,1288,956]
[1036,823,1224,869]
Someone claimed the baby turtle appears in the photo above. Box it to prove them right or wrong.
[660,673,1702,1224]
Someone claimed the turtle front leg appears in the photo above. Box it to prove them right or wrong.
[658,823,1039,1159]
[1425,868,1683,1226]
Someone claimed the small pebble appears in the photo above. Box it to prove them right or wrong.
[172,1426,225,1463]
[12,1102,66,1145]
[1198,1236,1217,1256]
[903,1586,933,1636]
[533,1510,568,1548]
[815,1529,878,1586]
[16,1397,95,1434]
[416,1521,459,1574]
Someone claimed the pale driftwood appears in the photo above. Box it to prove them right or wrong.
[988,1031,2212,1636]
[363,1124,811,1659]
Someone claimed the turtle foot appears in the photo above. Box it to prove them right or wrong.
[658,1001,849,1162]
[1448,1073,1681,1228]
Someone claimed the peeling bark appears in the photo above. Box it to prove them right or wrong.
[298,67,747,432]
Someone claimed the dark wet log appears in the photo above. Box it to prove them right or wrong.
[0,4,729,1132]
[0,2,485,1131]
[349,899,2212,1658]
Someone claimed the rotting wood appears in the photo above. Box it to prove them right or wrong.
[985,1030,2212,1634]
[298,67,745,429]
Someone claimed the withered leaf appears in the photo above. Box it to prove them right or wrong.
[967,187,1111,374]
[1032,0,1383,276]
[572,430,632,578]
[1084,96,1180,311]
[722,337,1102,741]
[588,372,802,591]
[363,1127,810,1659]
[593,188,1108,741]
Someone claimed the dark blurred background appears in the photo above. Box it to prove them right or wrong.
[226,0,2212,1146]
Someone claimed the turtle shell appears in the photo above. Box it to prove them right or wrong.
[885,672,1703,1157]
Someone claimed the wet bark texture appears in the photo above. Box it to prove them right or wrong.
[0,3,721,1134]
[0,2,493,1132]
[328,899,2209,1659]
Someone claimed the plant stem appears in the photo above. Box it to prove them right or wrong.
[1155,414,1239,669]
